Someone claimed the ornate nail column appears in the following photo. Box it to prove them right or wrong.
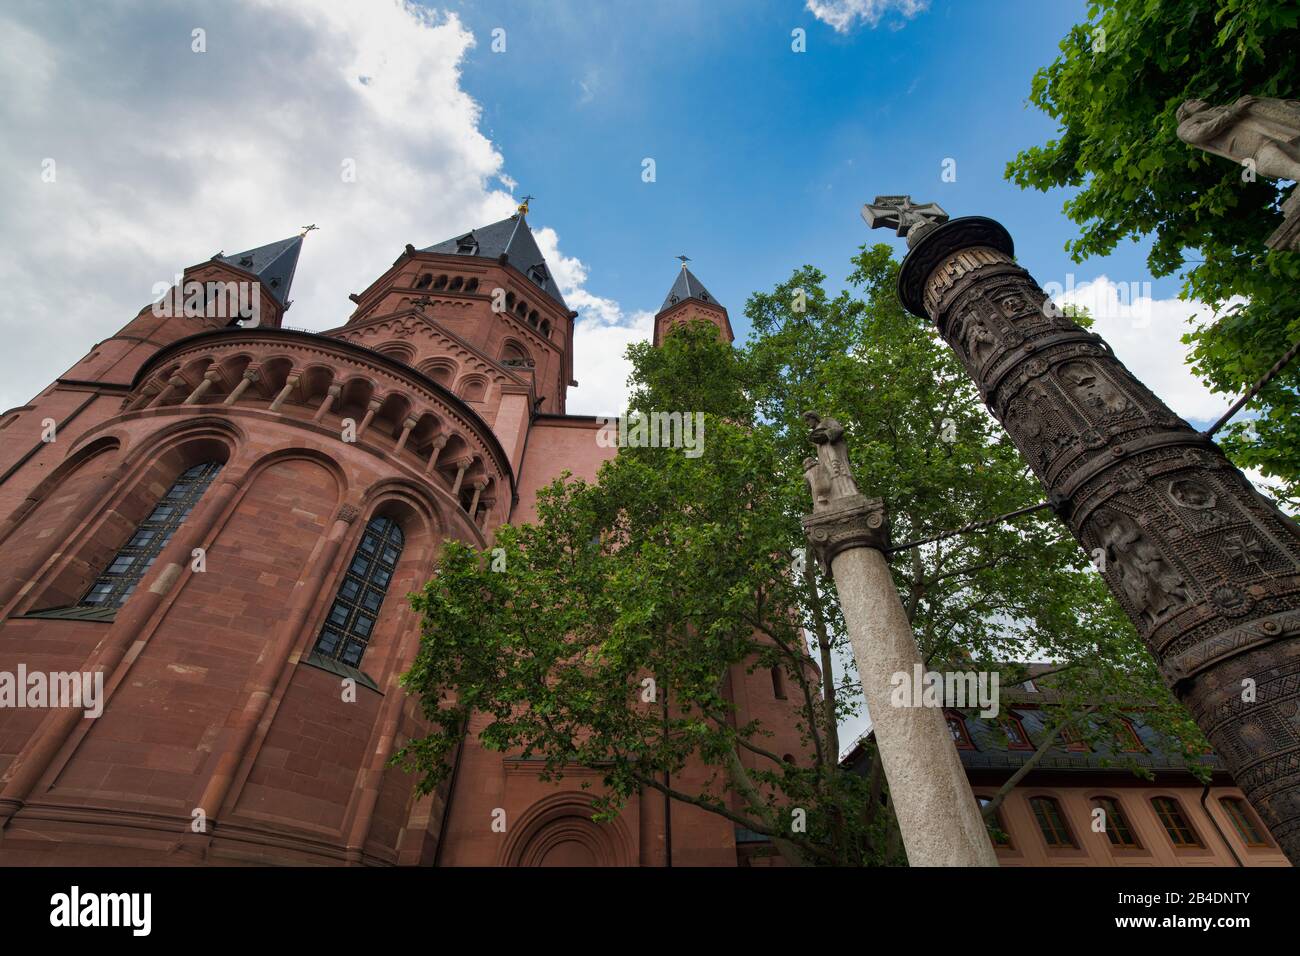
[885,206,1300,862]
[802,412,998,867]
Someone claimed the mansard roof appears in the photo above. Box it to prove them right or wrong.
[214,234,303,306]
[660,265,719,313]
[422,213,568,311]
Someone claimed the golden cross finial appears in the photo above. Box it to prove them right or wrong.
[518,194,534,215]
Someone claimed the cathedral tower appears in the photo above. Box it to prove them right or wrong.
[0,212,807,867]
[653,260,733,347]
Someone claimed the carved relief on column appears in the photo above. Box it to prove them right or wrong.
[903,217,1300,860]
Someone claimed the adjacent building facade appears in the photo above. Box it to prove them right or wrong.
[0,207,798,866]
[843,673,1290,866]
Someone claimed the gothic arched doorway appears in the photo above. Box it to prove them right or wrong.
[501,793,635,867]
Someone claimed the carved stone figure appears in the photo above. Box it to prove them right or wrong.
[1177,96,1300,184]
[1176,96,1300,250]
[960,317,996,365]
[1093,508,1191,627]
[803,411,860,508]
[1058,361,1128,416]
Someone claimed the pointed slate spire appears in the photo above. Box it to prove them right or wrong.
[215,234,304,306]
[421,211,568,310]
[660,263,716,313]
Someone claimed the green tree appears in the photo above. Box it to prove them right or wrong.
[742,245,1210,815]
[1006,0,1300,506]
[397,247,1210,865]
[398,321,901,866]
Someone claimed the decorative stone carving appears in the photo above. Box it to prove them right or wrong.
[1176,96,1300,250]
[1176,96,1300,185]
[800,412,889,568]
[886,210,1300,863]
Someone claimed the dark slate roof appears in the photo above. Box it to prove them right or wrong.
[955,707,1222,774]
[839,663,1223,778]
[660,266,718,313]
[421,213,568,310]
[215,234,303,306]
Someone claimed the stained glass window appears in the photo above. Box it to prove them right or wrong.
[79,461,222,609]
[313,515,404,668]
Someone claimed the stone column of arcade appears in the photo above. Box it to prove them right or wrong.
[865,195,1300,863]
[194,503,361,829]
[801,413,998,867]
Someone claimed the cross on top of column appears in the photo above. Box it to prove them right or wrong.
[861,195,949,247]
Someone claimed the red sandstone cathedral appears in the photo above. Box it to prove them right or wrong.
[0,206,805,866]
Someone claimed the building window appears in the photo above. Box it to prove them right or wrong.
[1117,716,1145,752]
[770,666,786,700]
[1001,714,1033,750]
[1091,796,1141,848]
[977,797,1012,848]
[1030,796,1076,848]
[1061,723,1090,752]
[79,461,222,609]
[1220,797,1269,847]
[313,516,404,668]
[1151,797,1202,848]
[945,710,974,750]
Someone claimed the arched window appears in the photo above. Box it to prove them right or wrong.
[1151,796,1202,847]
[945,710,975,750]
[1000,713,1033,750]
[313,515,404,668]
[770,666,786,700]
[459,377,487,402]
[977,797,1012,847]
[1091,796,1141,848]
[501,341,531,367]
[80,461,223,608]
[1220,797,1269,847]
[1029,796,1076,847]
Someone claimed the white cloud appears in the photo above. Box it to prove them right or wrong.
[805,0,928,32]
[0,0,630,416]
[531,226,651,416]
[1052,276,1242,424]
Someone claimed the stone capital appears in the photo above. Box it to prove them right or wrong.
[801,493,890,570]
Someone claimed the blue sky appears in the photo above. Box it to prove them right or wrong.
[0,0,1271,756]
[448,0,1174,332]
[0,0,1228,426]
